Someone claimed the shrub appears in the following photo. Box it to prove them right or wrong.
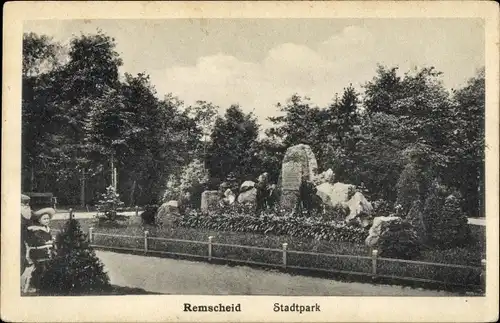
[431,195,471,248]
[36,218,111,295]
[372,199,394,217]
[140,204,160,226]
[378,218,421,260]
[422,180,470,249]
[163,159,209,207]
[323,204,350,221]
[297,179,322,215]
[406,199,427,244]
[96,186,124,223]
[176,206,368,244]
[396,162,422,216]
[422,179,447,239]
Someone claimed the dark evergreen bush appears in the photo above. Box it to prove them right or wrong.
[431,195,471,248]
[372,199,394,217]
[36,219,111,295]
[406,199,427,244]
[141,204,160,226]
[378,218,421,259]
[422,180,471,249]
[396,163,422,216]
[422,179,448,243]
[297,179,322,215]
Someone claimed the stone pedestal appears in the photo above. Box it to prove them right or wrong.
[279,144,318,213]
[156,201,179,228]
[201,190,220,213]
[280,190,299,213]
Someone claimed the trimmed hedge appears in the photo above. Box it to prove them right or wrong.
[176,208,368,244]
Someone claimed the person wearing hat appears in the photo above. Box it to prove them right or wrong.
[21,194,32,275]
[21,195,56,271]
[21,206,57,293]
[20,194,56,293]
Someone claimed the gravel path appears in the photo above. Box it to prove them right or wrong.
[96,250,456,296]
[52,211,137,220]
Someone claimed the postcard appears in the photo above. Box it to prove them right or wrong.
[2,1,499,322]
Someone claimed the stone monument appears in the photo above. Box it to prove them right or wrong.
[201,190,220,213]
[279,144,318,213]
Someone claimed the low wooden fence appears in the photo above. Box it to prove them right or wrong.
[67,228,485,292]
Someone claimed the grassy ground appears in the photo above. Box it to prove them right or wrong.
[50,217,485,292]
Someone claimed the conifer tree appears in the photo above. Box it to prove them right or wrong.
[37,219,111,295]
[406,199,427,244]
[432,195,471,248]
[422,179,447,245]
[378,219,421,260]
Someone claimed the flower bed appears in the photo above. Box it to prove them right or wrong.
[176,208,369,244]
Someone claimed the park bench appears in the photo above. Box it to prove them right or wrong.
[24,192,57,209]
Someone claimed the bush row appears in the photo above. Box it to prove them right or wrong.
[175,209,369,244]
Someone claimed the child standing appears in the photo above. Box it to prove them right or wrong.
[21,208,56,294]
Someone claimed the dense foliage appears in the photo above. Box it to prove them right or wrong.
[207,105,260,183]
[36,219,111,295]
[22,32,200,206]
[430,195,471,248]
[163,159,208,208]
[23,31,484,224]
[377,218,421,259]
[176,206,368,244]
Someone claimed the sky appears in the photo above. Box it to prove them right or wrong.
[24,19,485,128]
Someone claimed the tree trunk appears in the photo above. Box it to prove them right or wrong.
[30,165,35,192]
[110,155,115,189]
[129,180,136,206]
[80,169,86,207]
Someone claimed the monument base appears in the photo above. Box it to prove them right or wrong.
[280,189,299,213]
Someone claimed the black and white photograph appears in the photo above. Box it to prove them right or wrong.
[2,1,499,322]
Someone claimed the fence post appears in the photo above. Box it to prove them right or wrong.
[88,227,94,244]
[481,259,486,291]
[371,249,378,279]
[282,243,288,268]
[144,231,149,253]
[208,236,214,261]
[69,208,74,220]
[135,205,139,217]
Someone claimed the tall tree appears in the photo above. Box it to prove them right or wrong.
[22,31,124,204]
[363,65,404,115]
[320,85,362,181]
[22,33,63,192]
[52,32,123,205]
[446,68,485,215]
[267,94,328,168]
[207,105,260,183]
[85,73,200,205]
[185,100,219,170]
[353,66,454,201]
[22,32,63,78]
[267,94,325,147]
